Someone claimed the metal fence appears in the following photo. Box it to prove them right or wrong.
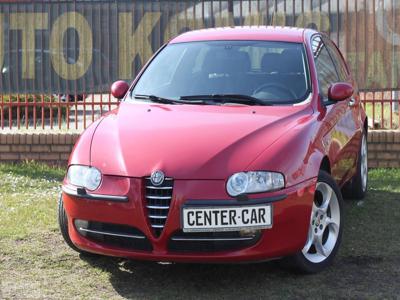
[0,0,399,130]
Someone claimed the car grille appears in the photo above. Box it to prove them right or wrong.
[74,220,152,251]
[168,230,261,252]
[144,177,174,237]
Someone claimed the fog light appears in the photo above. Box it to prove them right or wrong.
[74,219,89,236]
[239,229,260,237]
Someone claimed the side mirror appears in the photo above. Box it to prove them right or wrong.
[111,81,129,100]
[328,82,354,101]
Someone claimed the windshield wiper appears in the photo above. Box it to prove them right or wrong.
[133,94,207,105]
[179,94,270,106]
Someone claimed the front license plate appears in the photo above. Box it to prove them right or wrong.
[182,204,272,232]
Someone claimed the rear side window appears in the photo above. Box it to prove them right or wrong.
[311,36,339,99]
[323,37,348,82]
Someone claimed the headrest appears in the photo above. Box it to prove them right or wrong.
[202,49,251,74]
[261,49,304,74]
[279,49,304,74]
[261,53,282,73]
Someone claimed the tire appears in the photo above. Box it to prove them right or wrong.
[58,194,86,254]
[343,131,368,200]
[286,170,344,273]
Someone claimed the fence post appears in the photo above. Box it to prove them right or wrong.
[393,91,399,113]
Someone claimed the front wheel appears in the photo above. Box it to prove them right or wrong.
[58,194,88,254]
[287,171,343,273]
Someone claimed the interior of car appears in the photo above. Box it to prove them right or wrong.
[134,41,310,104]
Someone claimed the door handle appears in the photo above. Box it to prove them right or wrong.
[348,98,356,107]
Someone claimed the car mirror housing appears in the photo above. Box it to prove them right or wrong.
[111,81,129,100]
[328,82,354,102]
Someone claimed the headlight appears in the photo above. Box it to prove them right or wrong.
[66,165,102,191]
[226,171,285,197]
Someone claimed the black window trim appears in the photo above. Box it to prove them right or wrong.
[322,35,350,82]
[310,33,341,107]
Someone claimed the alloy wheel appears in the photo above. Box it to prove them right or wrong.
[302,182,341,263]
[360,134,368,192]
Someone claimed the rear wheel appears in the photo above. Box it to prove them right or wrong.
[345,131,368,199]
[287,171,343,273]
[58,194,87,254]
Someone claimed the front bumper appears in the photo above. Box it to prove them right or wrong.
[62,177,316,263]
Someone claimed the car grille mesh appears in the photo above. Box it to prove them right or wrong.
[145,177,174,237]
[168,230,261,252]
[74,220,153,251]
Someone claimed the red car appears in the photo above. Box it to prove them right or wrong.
[59,27,368,273]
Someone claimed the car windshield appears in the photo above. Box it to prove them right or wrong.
[130,40,310,105]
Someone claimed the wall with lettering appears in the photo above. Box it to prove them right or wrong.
[0,0,398,93]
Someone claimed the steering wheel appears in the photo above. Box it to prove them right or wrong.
[253,83,297,100]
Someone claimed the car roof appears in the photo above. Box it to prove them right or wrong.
[170,26,313,44]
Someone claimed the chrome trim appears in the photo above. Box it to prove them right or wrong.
[146,205,170,209]
[348,97,357,107]
[171,236,256,242]
[78,227,145,239]
[146,195,172,200]
[62,186,128,202]
[150,170,166,186]
[145,175,173,236]
[145,186,173,190]
[293,92,312,106]
[145,177,173,181]
[149,215,168,219]
[151,224,165,228]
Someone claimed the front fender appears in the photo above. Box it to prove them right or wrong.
[246,115,326,188]
[68,117,105,166]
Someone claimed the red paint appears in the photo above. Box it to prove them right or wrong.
[62,27,367,262]
[328,82,354,101]
[170,26,305,44]
[64,178,316,262]
[111,81,129,99]
[90,103,312,181]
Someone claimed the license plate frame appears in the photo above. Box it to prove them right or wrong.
[181,204,273,233]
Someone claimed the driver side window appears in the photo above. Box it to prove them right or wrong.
[311,36,339,101]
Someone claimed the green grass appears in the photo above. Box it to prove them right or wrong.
[364,102,399,129]
[0,163,399,299]
[0,162,64,239]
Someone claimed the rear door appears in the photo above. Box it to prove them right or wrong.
[312,35,358,185]
[325,37,362,183]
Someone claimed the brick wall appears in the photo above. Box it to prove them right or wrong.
[368,130,400,168]
[0,131,399,168]
[0,133,80,165]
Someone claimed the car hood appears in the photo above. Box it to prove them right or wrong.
[90,102,312,179]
